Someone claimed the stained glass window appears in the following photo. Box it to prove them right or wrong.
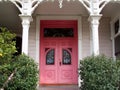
[46,49,55,65]
[62,49,71,65]
[44,28,74,37]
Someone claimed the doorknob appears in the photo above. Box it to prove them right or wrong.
[59,61,61,66]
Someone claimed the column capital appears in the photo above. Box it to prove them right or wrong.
[88,14,102,25]
[19,15,33,25]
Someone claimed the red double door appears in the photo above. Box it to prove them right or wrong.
[40,20,78,84]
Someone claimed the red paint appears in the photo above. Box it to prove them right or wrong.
[40,20,78,84]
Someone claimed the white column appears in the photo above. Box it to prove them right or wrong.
[88,14,102,56]
[110,21,116,60]
[78,16,82,87]
[19,15,33,55]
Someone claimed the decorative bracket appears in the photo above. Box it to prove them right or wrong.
[2,0,44,15]
[78,0,90,14]
[99,0,110,14]
[58,0,63,8]
[0,0,120,16]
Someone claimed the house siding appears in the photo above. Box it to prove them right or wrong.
[82,16,91,58]
[99,17,112,57]
[28,17,36,60]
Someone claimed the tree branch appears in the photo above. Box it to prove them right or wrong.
[0,68,17,90]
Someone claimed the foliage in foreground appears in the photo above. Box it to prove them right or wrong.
[4,54,38,90]
[0,27,16,59]
[0,27,38,90]
[79,55,120,90]
[0,27,16,88]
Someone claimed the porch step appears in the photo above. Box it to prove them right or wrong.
[37,85,79,90]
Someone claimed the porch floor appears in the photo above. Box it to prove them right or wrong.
[37,85,79,90]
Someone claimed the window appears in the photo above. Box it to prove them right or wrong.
[62,49,71,65]
[46,49,55,65]
[114,20,120,59]
[115,36,120,58]
[44,28,74,37]
[114,20,119,34]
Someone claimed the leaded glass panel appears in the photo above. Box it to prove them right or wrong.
[44,28,74,37]
[46,49,55,65]
[62,49,71,65]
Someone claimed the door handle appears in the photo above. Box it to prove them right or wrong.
[59,61,61,66]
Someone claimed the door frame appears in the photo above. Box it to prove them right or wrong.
[40,20,78,84]
[35,15,83,86]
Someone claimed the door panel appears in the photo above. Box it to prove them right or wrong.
[58,41,78,84]
[40,41,58,84]
[40,40,78,84]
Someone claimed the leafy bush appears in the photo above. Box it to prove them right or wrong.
[0,27,16,88]
[0,27,38,90]
[79,55,120,90]
[0,27,16,60]
[4,54,38,90]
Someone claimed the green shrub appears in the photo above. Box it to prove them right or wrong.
[79,55,120,90]
[4,54,38,90]
[0,27,16,88]
[0,27,38,90]
[0,27,16,60]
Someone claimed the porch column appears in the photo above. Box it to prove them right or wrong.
[20,15,33,55]
[88,15,102,55]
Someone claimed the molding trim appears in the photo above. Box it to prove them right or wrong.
[35,15,83,87]
[110,13,120,59]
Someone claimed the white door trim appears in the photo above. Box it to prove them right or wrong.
[35,15,83,86]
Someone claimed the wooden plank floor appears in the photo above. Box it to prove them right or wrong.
[37,85,79,90]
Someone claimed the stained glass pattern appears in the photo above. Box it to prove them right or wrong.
[62,49,71,65]
[44,28,74,37]
[46,49,55,65]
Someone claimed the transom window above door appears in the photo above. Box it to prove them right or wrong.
[44,28,74,37]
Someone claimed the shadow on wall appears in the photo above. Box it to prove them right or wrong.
[14,36,22,56]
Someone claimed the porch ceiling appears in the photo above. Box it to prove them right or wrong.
[0,1,21,31]
[0,1,120,31]
[33,0,88,16]
[101,2,120,18]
